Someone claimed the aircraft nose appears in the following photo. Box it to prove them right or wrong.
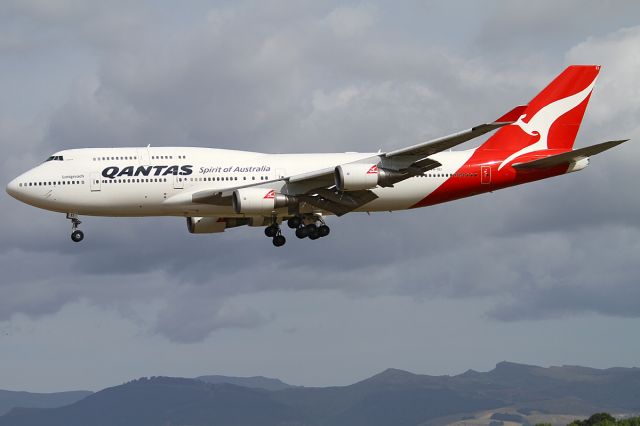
[6,177,20,199]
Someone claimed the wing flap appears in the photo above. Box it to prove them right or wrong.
[300,189,378,216]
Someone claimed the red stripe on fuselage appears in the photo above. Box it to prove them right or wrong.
[411,152,569,208]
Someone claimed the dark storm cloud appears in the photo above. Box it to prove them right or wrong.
[488,237,640,321]
[1,1,639,343]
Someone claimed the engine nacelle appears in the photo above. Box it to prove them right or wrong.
[335,163,380,191]
[232,188,291,214]
[186,217,226,234]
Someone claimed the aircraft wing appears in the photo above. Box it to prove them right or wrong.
[383,105,526,158]
[281,104,527,188]
[512,139,628,170]
[166,105,527,216]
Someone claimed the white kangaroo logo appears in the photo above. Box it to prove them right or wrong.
[498,77,597,171]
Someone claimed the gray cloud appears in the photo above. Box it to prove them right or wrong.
[1,0,639,350]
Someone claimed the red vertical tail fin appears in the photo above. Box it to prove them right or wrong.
[480,65,600,170]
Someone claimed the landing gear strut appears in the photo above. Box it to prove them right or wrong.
[67,213,84,242]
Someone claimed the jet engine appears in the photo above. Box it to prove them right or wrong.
[186,216,226,234]
[232,188,292,214]
[334,164,379,191]
[334,164,405,191]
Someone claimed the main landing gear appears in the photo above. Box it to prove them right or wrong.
[264,215,331,247]
[265,222,286,247]
[67,213,84,242]
[288,215,330,241]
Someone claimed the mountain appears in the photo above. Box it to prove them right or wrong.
[0,390,92,416]
[2,362,639,426]
[196,374,294,391]
[0,378,302,426]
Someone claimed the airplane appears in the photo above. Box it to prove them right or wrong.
[5,65,628,247]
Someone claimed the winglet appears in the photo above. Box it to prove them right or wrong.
[494,105,527,123]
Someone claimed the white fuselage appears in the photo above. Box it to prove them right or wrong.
[7,147,474,219]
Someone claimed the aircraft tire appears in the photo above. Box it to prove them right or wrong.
[273,235,286,247]
[264,225,278,237]
[287,217,301,229]
[307,224,319,240]
[318,225,330,237]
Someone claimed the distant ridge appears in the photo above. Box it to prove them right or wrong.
[2,362,640,426]
[0,390,92,416]
[195,375,294,391]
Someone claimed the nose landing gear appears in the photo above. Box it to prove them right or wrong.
[67,213,84,242]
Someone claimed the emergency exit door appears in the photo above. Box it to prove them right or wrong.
[90,172,101,191]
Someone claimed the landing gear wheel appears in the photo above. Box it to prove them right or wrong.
[71,230,84,242]
[318,225,330,238]
[287,216,301,229]
[272,235,286,247]
[67,214,84,243]
[264,225,278,238]
[306,224,319,240]
[295,227,307,239]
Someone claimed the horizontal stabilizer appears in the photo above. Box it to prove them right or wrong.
[512,139,628,170]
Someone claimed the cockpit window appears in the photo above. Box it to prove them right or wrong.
[44,155,64,162]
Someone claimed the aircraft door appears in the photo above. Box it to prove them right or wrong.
[90,172,101,192]
[137,147,150,166]
[481,166,491,185]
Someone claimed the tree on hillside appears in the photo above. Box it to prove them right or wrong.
[567,413,640,426]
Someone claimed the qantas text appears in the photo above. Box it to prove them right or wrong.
[102,165,193,179]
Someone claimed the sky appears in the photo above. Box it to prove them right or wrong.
[1,0,639,392]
